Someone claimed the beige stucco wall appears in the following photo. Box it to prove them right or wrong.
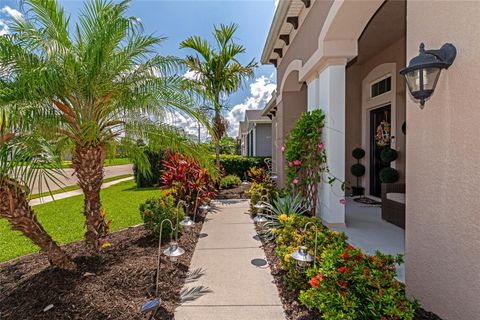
[277,0,334,88]
[406,1,480,319]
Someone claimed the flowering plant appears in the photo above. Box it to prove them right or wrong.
[139,189,184,240]
[161,152,217,208]
[376,119,391,147]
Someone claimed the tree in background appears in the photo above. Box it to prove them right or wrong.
[0,0,208,252]
[180,23,257,169]
[212,136,237,155]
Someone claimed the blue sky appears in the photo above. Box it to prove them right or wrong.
[0,0,278,137]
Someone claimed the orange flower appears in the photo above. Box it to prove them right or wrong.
[341,250,349,260]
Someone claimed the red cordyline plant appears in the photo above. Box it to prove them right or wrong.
[160,153,217,210]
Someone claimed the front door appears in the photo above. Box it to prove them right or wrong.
[370,105,391,197]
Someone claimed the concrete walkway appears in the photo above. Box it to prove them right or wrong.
[30,176,134,206]
[175,199,285,320]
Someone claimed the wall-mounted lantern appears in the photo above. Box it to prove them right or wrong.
[400,43,456,108]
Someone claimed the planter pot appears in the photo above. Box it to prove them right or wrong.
[351,186,364,197]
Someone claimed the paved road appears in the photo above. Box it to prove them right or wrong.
[30,164,134,195]
[175,199,285,320]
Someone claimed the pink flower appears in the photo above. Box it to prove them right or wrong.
[292,178,299,185]
[288,161,293,167]
[317,143,324,150]
[293,160,301,166]
[281,145,286,153]
[339,198,347,205]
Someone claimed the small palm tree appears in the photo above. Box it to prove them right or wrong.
[0,108,76,271]
[180,23,257,169]
[0,0,207,252]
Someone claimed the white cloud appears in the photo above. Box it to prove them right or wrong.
[225,75,276,137]
[1,6,22,20]
[0,19,8,36]
[183,70,201,81]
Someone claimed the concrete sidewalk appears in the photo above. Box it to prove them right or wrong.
[174,199,285,320]
[30,176,134,206]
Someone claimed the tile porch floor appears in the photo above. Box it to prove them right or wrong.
[331,198,405,282]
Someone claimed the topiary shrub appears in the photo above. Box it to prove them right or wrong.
[220,175,241,189]
[352,148,365,160]
[380,148,398,163]
[139,189,184,240]
[350,163,365,177]
[379,167,400,183]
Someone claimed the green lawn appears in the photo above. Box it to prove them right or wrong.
[28,173,133,200]
[0,180,159,262]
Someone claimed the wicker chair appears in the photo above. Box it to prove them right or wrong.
[381,183,405,229]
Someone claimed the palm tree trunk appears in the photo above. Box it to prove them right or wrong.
[0,181,76,271]
[73,144,106,253]
[214,109,221,169]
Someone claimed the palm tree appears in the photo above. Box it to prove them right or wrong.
[0,0,207,252]
[180,23,257,169]
[0,108,76,271]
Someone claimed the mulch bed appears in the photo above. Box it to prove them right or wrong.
[0,213,206,320]
[216,183,251,200]
[255,226,443,320]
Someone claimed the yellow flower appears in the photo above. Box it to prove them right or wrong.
[278,214,288,222]
[271,227,278,234]
[284,253,291,262]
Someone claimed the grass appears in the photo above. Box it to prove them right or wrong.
[28,174,133,200]
[0,180,159,262]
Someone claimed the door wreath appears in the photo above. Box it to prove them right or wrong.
[375,119,391,148]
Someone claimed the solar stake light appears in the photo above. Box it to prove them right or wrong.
[253,195,269,224]
[199,203,211,213]
[142,200,187,318]
[400,43,456,108]
[180,203,195,232]
[290,221,319,268]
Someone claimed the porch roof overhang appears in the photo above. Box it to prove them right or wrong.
[261,0,310,66]
[261,92,277,119]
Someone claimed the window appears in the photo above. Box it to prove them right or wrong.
[371,76,391,98]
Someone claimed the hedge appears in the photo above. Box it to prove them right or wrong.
[214,155,269,179]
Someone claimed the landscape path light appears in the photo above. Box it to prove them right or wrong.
[290,221,319,268]
[179,203,195,232]
[400,42,456,108]
[253,195,269,224]
[141,200,186,318]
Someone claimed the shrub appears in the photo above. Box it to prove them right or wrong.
[380,148,398,163]
[350,163,366,177]
[247,166,270,183]
[379,167,400,183]
[299,245,417,320]
[139,189,184,240]
[220,175,241,189]
[215,154,268,179]
[161,152,217,208]
[270,202,418,319]
[247,181,278,215]
[352,148,365,160]
[133,148,165,188]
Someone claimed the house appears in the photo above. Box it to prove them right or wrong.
[238,109,272,157]
[261,0,480,319]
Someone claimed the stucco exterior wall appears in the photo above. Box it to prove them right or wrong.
[405,1,480,319]
[277,0,334,88]
[255,123,272,157]
[275,87,308,188]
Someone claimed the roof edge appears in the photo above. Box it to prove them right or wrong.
[261,0,292,64]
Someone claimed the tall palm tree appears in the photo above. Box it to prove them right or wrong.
[0,108,76,271]
[0,0,207,252]
[180,23,257,169]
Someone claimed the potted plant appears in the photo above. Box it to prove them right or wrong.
[350,148,365,196]
[379,148,399,183]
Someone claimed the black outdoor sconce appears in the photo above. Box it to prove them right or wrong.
[400,43,456,108]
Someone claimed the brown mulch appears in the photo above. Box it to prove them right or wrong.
[0,213,206,320]
[216,183,251,200]
[255,226,443,320]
